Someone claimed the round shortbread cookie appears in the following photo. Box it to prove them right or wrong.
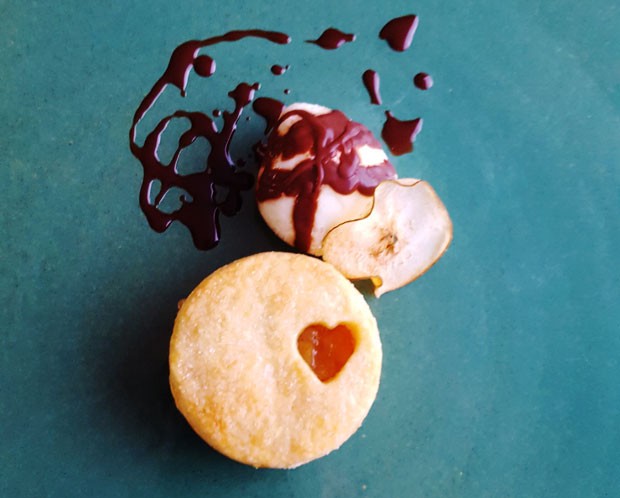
[169,252,382,468]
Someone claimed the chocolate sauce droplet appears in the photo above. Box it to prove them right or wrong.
[257,109,396,252]
[414,72,433,90]
[194,55,216,77]
[129,30,290,250]
[362,69,382,105]
[284,89,291,95]
[271,64,289,75]
[381,111,423,156]
[253,97,285,134]
[379,15,418,52]
[306,28,355,50]
[213,109,221,117]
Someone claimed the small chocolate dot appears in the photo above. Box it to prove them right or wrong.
[413,72,433,90]
[194,55,216,77]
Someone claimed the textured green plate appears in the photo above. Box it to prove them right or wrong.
[2,0,619,496]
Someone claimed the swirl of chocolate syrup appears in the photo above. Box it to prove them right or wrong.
[129,30,290,250]
[256,108,396,252]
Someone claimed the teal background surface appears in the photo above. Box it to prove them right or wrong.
[2,0,619,496]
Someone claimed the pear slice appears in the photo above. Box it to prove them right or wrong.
[321,179,453,297]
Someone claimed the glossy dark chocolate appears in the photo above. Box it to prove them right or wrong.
[379,14,418,52]
[256,108,396,252]
[271,64,289,75]
[129,30,290,250]
[253,97,285,134]
[130,18,433,250]
[381,111,423,156]
[414,72,433,90]
[193,55,216,77]
[307,28,355,49]
[362,69,382,105]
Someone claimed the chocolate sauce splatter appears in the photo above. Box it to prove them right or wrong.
[284,89,291,95]
[414,72,433,90]
[307,28,355,50]
[271,64,289,75]
[133,83,257,249]
[253,97,285,134]
[131,20,435,250]
[362,69,382,105]
[256,109,396,252]
[129,30,290,250]
[379,14,418,52]
[381,111,423,156]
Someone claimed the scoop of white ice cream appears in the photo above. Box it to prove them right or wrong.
[256,103,397,255]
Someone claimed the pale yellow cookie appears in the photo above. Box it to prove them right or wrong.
[169,252,382,468]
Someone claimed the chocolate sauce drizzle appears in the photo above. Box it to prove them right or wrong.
[256,109,396,252]
[414,72,433,90]
[381,111,423,156]
[129,30,290,250]
[379,14,419,52]
[307,28,355,49]
[362,69,382,105]
[130,19,434,250]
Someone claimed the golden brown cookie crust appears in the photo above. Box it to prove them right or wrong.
[169,252,382,468]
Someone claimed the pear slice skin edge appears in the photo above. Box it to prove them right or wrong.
[321,179,453,297]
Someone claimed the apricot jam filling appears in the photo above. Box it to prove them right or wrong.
[297,323,356,382]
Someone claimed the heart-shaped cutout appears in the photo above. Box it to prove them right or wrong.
[297,323,355,382]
